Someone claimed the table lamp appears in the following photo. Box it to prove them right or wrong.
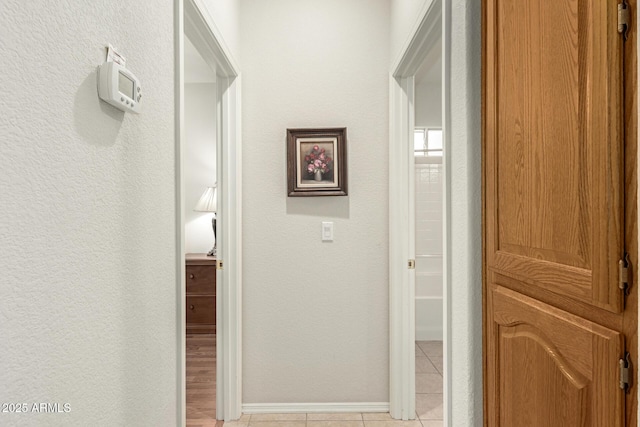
[194,186,217,257]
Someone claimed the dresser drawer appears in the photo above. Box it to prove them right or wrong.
[186,265,216,294]
[186,296,216,325]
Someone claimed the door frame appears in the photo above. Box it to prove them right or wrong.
[176,0,243,423]
[389,0,483,423]
[389,0,442,420]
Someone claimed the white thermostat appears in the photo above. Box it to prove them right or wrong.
[97,61,142,113]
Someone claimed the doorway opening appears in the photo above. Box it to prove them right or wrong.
[183,31,219,425]
[389,0,449,421]
[391,0,483,423]
[413,39,444,421]
[178,0,243,424]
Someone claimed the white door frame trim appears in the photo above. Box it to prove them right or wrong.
[177,0,243,423]
[175,3,186,424]
[388,0,443,421]
[389,72,416,420]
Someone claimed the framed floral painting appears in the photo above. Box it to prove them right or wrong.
[287,128,348,197]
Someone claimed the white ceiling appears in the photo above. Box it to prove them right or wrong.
[184,35,216,84]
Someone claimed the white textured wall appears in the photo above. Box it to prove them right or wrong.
[390,0,434,64]
[446,0,483,425]
[0,1,176,426]
[185,83,217,254]
[202,0,240,63]
[240,0,390,404]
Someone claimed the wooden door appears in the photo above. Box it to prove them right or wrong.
[483,0,637,425]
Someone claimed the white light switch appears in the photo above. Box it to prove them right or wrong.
[322,221,334,241]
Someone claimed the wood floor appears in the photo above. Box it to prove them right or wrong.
[187,333,223,427]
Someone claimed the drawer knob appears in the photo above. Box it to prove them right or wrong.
[189,274,195,279]
[189,305,195,310]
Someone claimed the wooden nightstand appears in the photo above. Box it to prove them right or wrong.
[186,253,216,334]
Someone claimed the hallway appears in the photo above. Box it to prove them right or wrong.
[221,341,444,427]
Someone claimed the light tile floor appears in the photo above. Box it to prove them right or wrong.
[228,341,443,427]
[415,341,443,424]
[224,412,441,427]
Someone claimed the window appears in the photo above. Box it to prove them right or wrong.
[414,128,443,157]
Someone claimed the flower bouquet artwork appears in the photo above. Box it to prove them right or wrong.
[304,145,333,182]
[287,128,348,197]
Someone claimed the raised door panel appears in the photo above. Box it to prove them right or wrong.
[487,283,623,427]
[485,0,624,312]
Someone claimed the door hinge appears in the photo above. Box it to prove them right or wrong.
[620,352,632,392]
[618,1,631,40]
[216,259,224,270]
[408,259,415,269]
[619,253,631,294]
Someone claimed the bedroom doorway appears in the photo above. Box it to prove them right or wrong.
[183,31,218,425]
[178,0,242,424]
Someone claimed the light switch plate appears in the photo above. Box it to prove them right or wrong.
[322,221,333,241]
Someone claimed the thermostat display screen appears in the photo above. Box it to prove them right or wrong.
[118,71,134,99]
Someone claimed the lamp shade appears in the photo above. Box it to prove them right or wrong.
[194,186,217,212]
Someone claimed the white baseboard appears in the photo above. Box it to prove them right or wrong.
[242,402,390,414]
